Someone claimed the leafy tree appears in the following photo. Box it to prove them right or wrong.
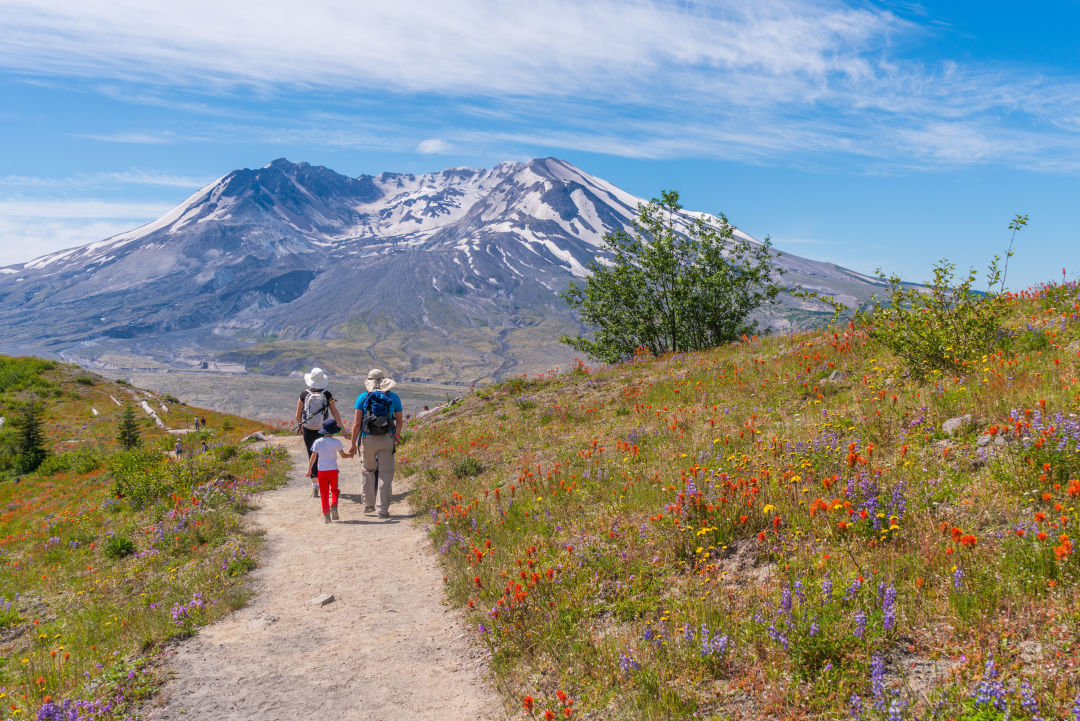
[13,401,47,474]
[117,404,141,450]
[561,190,782,363]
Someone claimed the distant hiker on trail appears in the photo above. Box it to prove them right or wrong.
[349,369,403,519]
[295,367,344,498]
[174,440,183,458]
[193,416,200,431]
[308,418,352,523]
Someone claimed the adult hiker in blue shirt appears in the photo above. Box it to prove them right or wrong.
[348,369,403,519]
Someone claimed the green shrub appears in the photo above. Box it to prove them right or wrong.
[104,535,136,559]
[451,456,484,478]
[74,375,96,386]
[110,447,221,508]
[859,259,1009,377]
[37,446,105,475]
[0,598,22,628]
[36,453,70,475]
[225,555,256,576]
[0,356,58,393]
[72,446,105,474]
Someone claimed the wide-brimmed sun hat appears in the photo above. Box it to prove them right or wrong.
[304,367,328,389]
[320,418,341,435]
[364,368,396,392]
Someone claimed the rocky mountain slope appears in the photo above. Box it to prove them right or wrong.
[0,157,885,383]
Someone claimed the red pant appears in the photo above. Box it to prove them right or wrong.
[317,469,340,514]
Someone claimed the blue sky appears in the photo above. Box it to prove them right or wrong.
[1,0,1078,289]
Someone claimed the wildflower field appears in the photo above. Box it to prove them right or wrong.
[403,282,1080,720]
[0,358,288,720]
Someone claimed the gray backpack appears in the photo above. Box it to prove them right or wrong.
[302,391,329,430]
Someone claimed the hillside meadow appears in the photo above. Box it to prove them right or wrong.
[401,281,1080,720]
[0,358,289,719]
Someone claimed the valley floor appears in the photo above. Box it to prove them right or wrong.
[141,436,503,720]
[97,370,463,424]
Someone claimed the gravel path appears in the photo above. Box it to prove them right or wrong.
[144,436,504,720]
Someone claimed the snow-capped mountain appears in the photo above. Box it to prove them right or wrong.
[0,157,882,382]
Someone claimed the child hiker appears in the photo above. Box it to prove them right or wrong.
[307,418,352,523]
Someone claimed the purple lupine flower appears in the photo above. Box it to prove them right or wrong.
[779,586,793,615]
[971,652,1008,712]
[853,610,866,638]
[767,622,789,650]
[821,578,833,603]
[619,653,641,672]
[1072,692,1080,721]
[793,580,805,604]
[887,698,904,721]
[845,578,862,601]
[849,693,862,720]
[953,566,965,592]
[881,586,897,632]
[1018,681,1042,721]
[871,654,886,711]
[808,618,820,637]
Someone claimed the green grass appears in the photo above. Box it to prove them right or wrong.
[0,357,289,718]
[400,283,1080,720]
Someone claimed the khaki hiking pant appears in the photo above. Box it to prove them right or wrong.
[360,433,395,514]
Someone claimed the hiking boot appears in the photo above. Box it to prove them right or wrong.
[377,510,390,519]
[323,512,332,523]
[364,505,375,513]
[330,504,339,521]
[312,486,319,498]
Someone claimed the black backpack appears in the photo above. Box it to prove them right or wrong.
[361,391,394,436]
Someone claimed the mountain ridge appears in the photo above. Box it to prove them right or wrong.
[0,157,883,382]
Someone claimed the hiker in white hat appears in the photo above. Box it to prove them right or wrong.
[348,369,403,518]
[294,367,345,498]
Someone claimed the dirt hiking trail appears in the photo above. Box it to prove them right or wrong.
[145,436,505,720]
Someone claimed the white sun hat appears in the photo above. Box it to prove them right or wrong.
[304,367,329,389]
[364,368,396,392]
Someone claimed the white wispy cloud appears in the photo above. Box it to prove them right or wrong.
[0,199,173,219]
[0,170,213,190]
[72,130,185,144]
[416,139,452,155]
[0,0,1077,170]
[0,200,172,266]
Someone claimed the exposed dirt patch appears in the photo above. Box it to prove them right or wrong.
[716,541,776,587]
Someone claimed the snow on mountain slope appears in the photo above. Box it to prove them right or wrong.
[0,156,878,381]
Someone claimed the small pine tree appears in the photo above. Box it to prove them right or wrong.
[117,405,141,450]
[14,401,47,474]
